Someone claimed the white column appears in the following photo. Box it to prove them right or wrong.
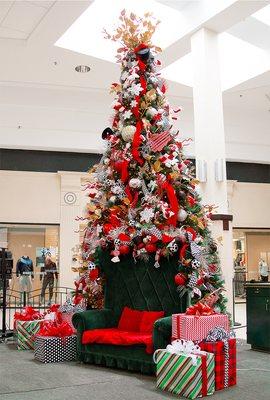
[191,28,234,315]
[58,172,82,289]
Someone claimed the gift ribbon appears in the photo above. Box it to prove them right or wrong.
[205,326,235,388]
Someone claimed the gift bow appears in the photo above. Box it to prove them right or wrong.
[165,339,206,365]
[38,320,73,337]
[205,326,235,342]
[14,306,43,321]
[185,302,215,316]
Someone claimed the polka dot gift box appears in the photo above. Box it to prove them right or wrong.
[34,335,77,363]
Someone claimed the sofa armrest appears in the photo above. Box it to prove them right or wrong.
[72,308,118,332]
[153,316,172,350]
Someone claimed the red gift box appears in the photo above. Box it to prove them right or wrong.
[199,338,236,390]
[172,313,230,342]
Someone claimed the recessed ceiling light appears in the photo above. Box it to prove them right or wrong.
[75,65,90,73]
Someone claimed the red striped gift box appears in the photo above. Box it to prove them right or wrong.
[172,314,229,342]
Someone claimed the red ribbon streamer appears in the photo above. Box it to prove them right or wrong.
[121,159,129,183]
[125,186,133,203]
[162,181,179,226]
[179,243,188,259]
[131,120,144,166]
[140,75,147,95]
[132,95,140,118]
[131,191,139,208]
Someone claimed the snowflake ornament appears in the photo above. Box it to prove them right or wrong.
[140,207,155,223]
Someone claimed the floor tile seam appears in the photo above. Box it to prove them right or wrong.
[0,379,121,396]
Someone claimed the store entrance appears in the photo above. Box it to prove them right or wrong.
[0,223,59,295]
[233,228,270,296]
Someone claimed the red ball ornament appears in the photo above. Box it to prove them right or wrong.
[119,244,130,255]
[174,273,187,286]
[145,243,157,253]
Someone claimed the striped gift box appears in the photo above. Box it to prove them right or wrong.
[155,350,215,399]
[17,320,43,350]
[172,314,229,342]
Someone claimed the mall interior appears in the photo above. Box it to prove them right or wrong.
[0,1,270,399]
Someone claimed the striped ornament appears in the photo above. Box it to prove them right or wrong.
[17,320,43,350]
[149,131,171,152]
[155,350,215,399]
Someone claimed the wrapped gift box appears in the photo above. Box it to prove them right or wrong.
[16,320,43,350]
[155,349,215,399]
[199,338,236,390]
[172,314,229,342]
[34,335,77,363]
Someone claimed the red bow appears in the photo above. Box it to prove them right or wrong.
[14,306,43,321]
[39,320,73,337]
[185,303,215,316]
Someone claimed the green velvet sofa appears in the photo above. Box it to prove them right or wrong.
[72,251,187,374]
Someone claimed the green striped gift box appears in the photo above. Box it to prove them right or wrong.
[17,320,43,350]
[155,350,215,399]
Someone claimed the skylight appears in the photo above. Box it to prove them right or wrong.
[252,4,270,26]
[55,0,187,63]
[161,32,270,91]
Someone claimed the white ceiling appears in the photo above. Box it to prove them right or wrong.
[0,0,269,163]
[0,1,55,40]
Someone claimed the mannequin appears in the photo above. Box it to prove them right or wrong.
[258,258,269,282]
[40,255,58,305]
[16,255,34,303]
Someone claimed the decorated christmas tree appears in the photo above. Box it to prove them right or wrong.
[74,11,227,313]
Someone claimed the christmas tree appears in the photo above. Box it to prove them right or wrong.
[74,11,227,314]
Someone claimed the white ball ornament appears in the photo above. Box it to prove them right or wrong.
[129,178,142,189]
[177,209,188,222]
[121,125,136,142]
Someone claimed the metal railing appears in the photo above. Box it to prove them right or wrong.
[1,286,73,333]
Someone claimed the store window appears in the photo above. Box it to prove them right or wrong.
[233,228,270,292]
[0,223,59,296]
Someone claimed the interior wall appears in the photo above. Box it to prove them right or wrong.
[229,182,270,228]
[0,171,60,224]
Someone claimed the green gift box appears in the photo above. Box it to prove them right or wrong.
[155,349,215,399]
[16,320,43,350]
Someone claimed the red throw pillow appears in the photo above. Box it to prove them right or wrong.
[139,310,164,333]
[118,306,143,332]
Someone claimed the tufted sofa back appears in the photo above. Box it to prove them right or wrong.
[98,250,187,318]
